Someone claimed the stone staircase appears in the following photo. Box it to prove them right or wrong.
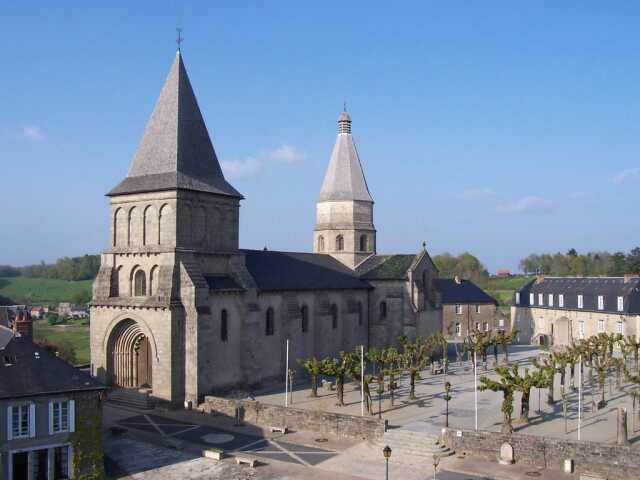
[107,388,155,410]
[377,428,454,459]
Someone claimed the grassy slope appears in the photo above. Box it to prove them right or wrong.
[482,275,534,307]
[0,277,92,304]
[33,321,90,365]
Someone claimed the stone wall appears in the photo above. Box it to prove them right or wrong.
[202,396,386,440]
[442,427,640,480]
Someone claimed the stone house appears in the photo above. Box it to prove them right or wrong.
[434,277,501,341]
[90,50,494,405]
[0,320,105,480]
[512,274,640,346]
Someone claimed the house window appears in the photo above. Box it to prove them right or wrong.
[538,293,543,306]
[475,305,481,314]
[330,304,338,329]
[579,321,585,339]
[220,310,228,342]
[529,293,534,305]
[380,301,387,319]
[265,308,275,336]
[9,403,33,439]
[548,294,553,307]
[335,235,344,251]
[474,322,480,331]
[50,400,74,434]
[455,323,461,336]
[455,304,463,315]
[597,319,605,333]
[483,322,489,332]
[617,321,624,335]
[318,235,325,252]
[301,306,309,333]
[359,234,367,252]
[578,295,583,309]
[597,295,604,310]
[499,318,505,327]
[54,446,70,479]
[515,292,520,305]
[134,268,146,296]
[617,296,624,312]
[559,294,564,308]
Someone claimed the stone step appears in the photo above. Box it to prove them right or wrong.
[108,388,155,410]
[377,428,454,458]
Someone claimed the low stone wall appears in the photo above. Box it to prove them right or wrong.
[442,427,639,480]
[202,396,386,440]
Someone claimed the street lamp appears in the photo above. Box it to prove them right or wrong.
[383,445,392,480]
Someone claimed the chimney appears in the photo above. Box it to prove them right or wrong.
[454,275,462,284]
[14,310,33,338]
[536,274,545,284]
[624,273,635,283]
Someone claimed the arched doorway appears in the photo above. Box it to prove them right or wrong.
[553,317,572,346]
[107,319,153,389]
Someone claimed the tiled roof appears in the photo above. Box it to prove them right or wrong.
[516,276,640,314]
[357,255,417,280]
[0,337,105,400]
[205,275,244,292]
[434,278,497,305]
[242,249,370,292]
[109,51,241,199]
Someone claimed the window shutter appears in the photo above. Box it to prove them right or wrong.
[29,403,36,438]
[6,406,12,441]
[48,402,54,435]
[69,399,75,433]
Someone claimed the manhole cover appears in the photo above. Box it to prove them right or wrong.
[201,433,235,444]
[315,438,328,443]
[525,472,541,477]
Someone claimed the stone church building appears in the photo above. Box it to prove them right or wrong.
[90,51,487,404]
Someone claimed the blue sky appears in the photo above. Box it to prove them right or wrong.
[2,2,640,272]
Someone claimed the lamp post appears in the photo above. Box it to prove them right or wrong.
[383,445,392,480]
[432,453,441,480]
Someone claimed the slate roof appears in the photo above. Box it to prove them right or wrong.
[0,295,15,306]
[0,337,105,400]
[357,255,417,280]
[109,51,242,199]
[318,112,373,203]
[434,278,497,305]
[0,325,13,350]
[205,275,244,292]
[515,276,640,314]
[242,249,370,292]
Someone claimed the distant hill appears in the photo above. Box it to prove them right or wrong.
[0,277,93,305]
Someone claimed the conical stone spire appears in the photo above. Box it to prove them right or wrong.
[109,51,242,198]
[318,112,373,203]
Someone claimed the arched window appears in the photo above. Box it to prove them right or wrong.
[265,307,275,336]
[335,235,344,251]
[330,304,338,329]
[149,265,159,296]
[318,235,325,252]
[359,234,367,252]
[220,310,228,342]
[134,269,146,296]
[357,301,363,326]
[380,301,387,319]
[301,306,309,333]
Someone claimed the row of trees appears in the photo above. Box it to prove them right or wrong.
[519,248,640,276]
[0,254,100,281]
[433,252,489,285]
[480,332,640,437]
[299,330,518,417]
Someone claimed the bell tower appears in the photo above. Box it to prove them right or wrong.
[314,111,376,269]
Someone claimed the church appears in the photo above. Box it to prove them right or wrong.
[90,50,489,405]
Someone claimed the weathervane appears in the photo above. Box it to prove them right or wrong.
[176,28,184,51]
[343,100,347,112]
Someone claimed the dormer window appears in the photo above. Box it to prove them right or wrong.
[529,293,534,305]
[538,293,543,306]
[548,294,553,307]
[515,292,520,305]
[558,294,564,308]
[618,296,624,312]
[578,295,584,309]
[597,295,604,310]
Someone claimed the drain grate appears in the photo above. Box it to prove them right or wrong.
[315,438,328,443]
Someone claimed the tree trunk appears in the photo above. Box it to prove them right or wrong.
[570,364,576,391]
[504,344,509,363]
[336,376,344,406]
[502,409,513,434]
[493,345,498,364]
[618,407,630,445]
[311,374,318,398]
[409,371,417,400]
[562,395,568,434]
[521,389,531,422]
[364,380,372,414]
[388,372,395,407]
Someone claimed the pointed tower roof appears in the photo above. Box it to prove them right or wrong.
[109,51,242,198]
[318,111,373,203]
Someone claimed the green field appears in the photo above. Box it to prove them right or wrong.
[0,277,93,305]
[481,275,534,307]
[33,321,90,365]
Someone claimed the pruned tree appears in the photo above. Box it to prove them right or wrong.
[322,352,357,407]
[479,367,517,434]
[624,335,640,374]
[383,347,401,407]
[298,357,324,397]
[399,336,429,401]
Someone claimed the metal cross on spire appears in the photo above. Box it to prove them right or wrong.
[343,100,347,112]
[176,28,184,51]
